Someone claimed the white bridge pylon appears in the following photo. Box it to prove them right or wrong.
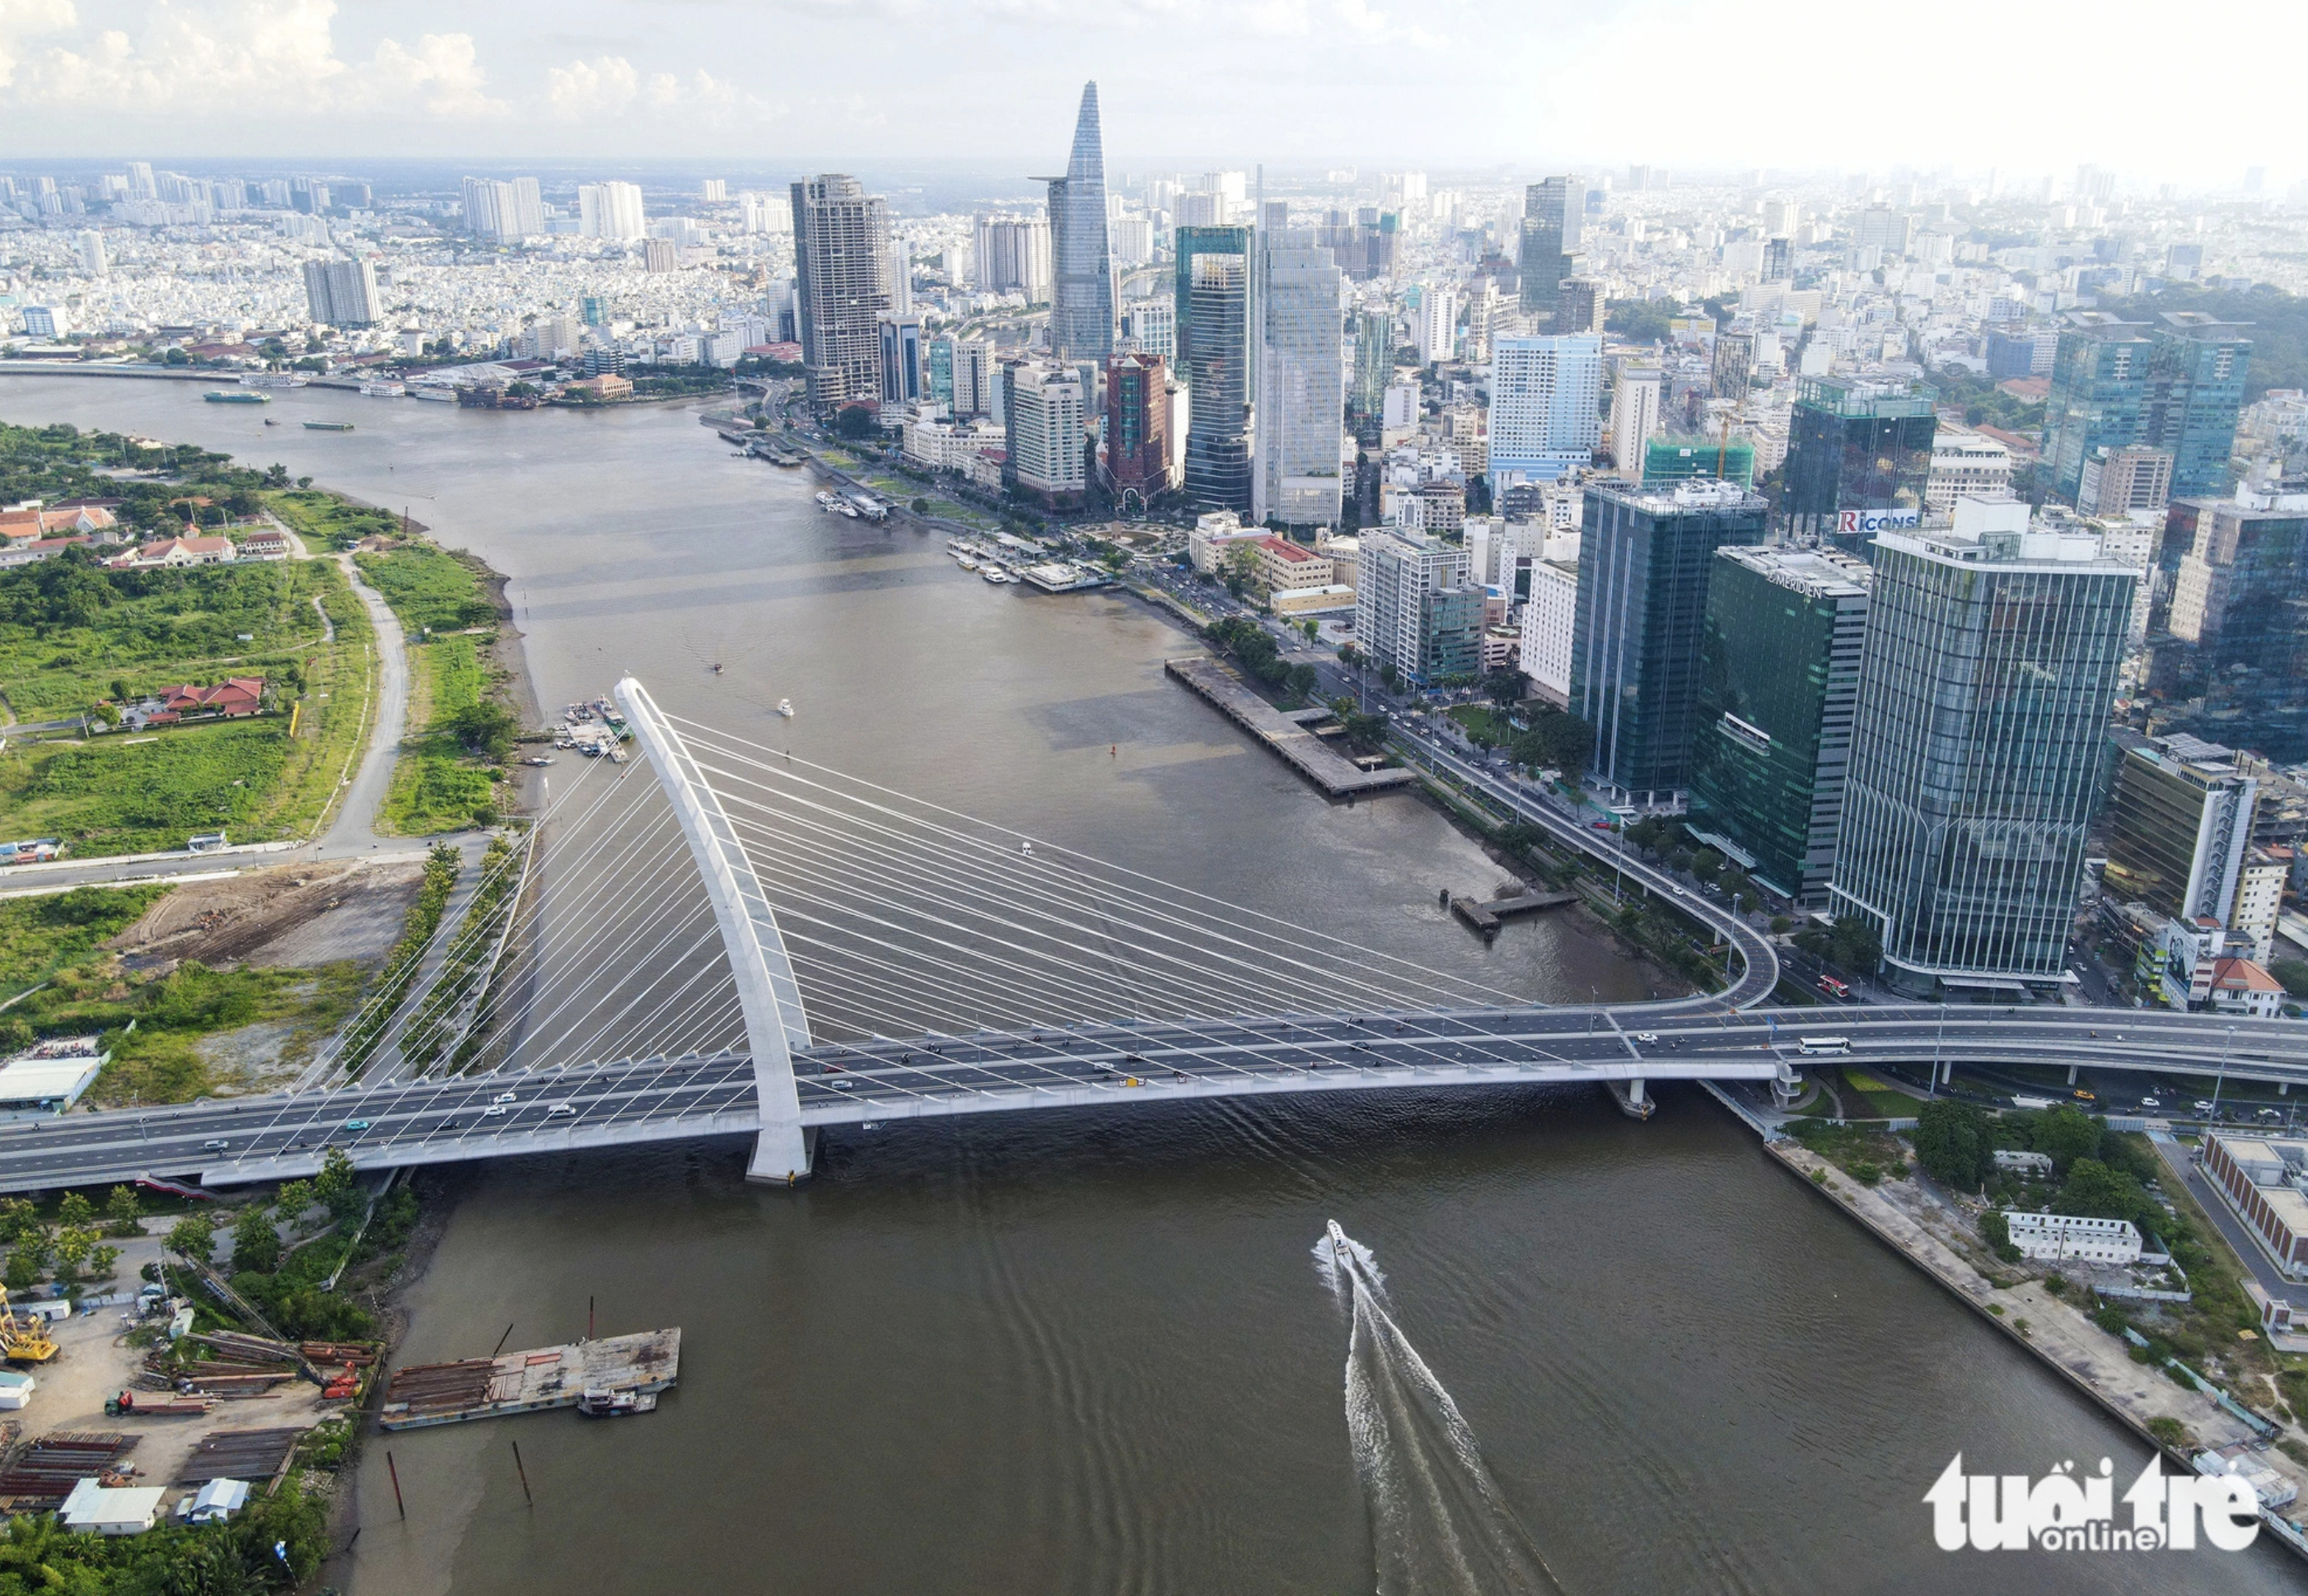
[615,677,815,1181]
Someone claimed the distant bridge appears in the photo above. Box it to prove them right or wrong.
[2,680,2301,1194]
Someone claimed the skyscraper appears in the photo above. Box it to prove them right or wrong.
[790,175,893,409]
[1829,506,2137,995]
[1781,374,1938,553]
[1356,533,1476,684]
[1174,224,1251,385]
[974,215,1052,300]
[1486,335,1603,488]
[301,256,381,328]
[2155,486,2308,758]
[1181,248,1251,514]
[1105,350,1170,507]
[75,231,106,278]
[1610,363,1661,476]
[1254,238,1344,529]
[2043,311,2250,502]
[1518,176,1583,315]
[2100,731,2259,924]
[1040,82,1115,364]
[1349,310,1394,446]
[1571,480,1770,801]
[1687,546,1872,903]
[878,315,923,406]
[1004,362,1087,506]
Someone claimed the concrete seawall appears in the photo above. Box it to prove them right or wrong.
[1164,657,1413,800]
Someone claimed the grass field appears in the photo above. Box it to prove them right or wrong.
[0,557,335,721]
[267,488,407,551]
[1446,704,1513,745]
[353,546,497,634]
[0,884,169,1004]
[0,560,373,856]
[1842,1066,1920,1119]
[357,548,510,836]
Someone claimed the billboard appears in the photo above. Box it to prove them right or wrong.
[1836,507,1923,535]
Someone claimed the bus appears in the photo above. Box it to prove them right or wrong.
[1815,974,1850,1000]
[1796,1036,1852,1057]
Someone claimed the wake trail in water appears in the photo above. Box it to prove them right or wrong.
[1319,1224,1563,1596]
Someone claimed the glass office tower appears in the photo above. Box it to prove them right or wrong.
[1830,514,2137,995]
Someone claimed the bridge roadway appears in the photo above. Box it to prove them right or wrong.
[3,1006,2305,1193]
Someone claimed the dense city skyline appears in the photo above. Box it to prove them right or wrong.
[0,0,2296,182]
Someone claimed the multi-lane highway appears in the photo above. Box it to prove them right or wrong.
[7,1002,2306,1193]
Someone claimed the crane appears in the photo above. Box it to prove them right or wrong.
[0,1286,58,1365]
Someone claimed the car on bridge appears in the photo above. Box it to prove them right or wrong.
[343,1120,371,1132]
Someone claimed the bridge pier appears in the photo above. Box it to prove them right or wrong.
[1605,1079,1654,1120]
[2067,1063,2078,1085]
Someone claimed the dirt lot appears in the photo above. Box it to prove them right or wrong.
[105,861,423,970]
[10,1221,330,1491]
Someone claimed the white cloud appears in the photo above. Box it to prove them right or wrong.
[546,53,638,119]
[3,0,506,117]
[0,0,77,90]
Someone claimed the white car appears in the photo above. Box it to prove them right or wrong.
[2138,1096,2161,1110]
[481,1104,509,1118]
[547,1103,576,1118]
[493,1091,517,1104]
[1633,1032,1659,1045]
[2193,1099,2215,1113]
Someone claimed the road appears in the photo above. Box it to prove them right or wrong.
[9,1003,2308,1193]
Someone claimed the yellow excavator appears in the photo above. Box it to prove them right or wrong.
[0,1286,58,1365]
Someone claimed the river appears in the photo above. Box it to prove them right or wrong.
[4,376,2293,1594]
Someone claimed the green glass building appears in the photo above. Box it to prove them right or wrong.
[1830,517,2137,995]
[1642,435,1755,489]
[1569,479,1770,801]
[1687,547,1871,904]
[1781,375,1937,555]
[2043,310,2249,502]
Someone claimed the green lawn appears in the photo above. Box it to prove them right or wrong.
[1843,1067,1921,1119]
[1446,704,1513,745]
[0,557,334,721]
[0,884,169,1004]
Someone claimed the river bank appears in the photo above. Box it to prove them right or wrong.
[1763,1127,2308,1558]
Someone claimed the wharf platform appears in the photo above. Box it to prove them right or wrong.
[1165,658,1413,799]
[1446,887,1580,938]
[378,1328,680,1430]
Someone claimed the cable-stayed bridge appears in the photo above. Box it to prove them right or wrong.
[4,679,2305,1195]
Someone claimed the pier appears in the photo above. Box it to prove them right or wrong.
[378,1328,680,1430]
[1444,887,1580,939]
[1165,658,1414,799]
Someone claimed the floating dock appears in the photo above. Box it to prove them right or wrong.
[1165,658,1413,799]
[377,1328,680,1430]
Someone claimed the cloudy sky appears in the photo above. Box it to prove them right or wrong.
[0,0,2287,186]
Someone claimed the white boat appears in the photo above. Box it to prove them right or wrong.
[981,564,1009,584]
[956,558,979,571]
[774,698,796,719]
[815,491,834,505]
[839,503,860,518]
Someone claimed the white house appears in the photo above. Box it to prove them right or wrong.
[60,1478,166,1536]
[2002,1211,2142,1266]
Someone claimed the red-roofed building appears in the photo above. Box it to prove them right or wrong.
[1251,534,1325,596]
[0,536,92,568]
[121,535,236,568]
[2210,957,2286,1020]
[160,677,266,719]
[236,529,291,561]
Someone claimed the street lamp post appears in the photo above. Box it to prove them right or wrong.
[2208,1025,2236,1125]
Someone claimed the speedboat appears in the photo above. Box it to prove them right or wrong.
[775,698,796,718]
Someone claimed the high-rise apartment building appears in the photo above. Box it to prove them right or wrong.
[1003,362,1086,505]
[1782,375,1938,553]
[1181,247,1252,514]
[1610,363,1661,477]
[1830,506,2137,995]
[1487,334,1602,488]
[1356,532,1479,684]
[1712,329,1754,398]
[790,174,893,409]
[1412,285,1457,366]
[1105,350,1170,506]
[949,338,996,418]
[1040,82,1114,364]
[1687,547,1871,903]
[1254,239,1344,529]
[2044,311,2250,502]
[75,231,106,278]
[1569,479,1771,801]
[974,215,1052,300]
[578,181,645,241]
[461,176,542,243]
[2101,730,2259,924]
[1518,176,1583,315]
[301,256,381,327]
